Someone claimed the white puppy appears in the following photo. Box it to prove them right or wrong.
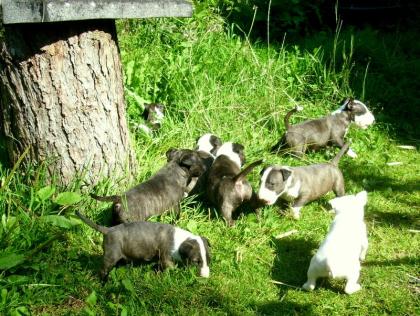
[302,191,369,294]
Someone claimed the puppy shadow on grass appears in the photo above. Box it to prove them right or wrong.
[270,237,316,288]
[270,236,344,294]
[341,161,419,194]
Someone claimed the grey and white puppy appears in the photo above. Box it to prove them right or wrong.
[91,148,206,223]
[185,133,223,195]
[76,211,211,280]
[258,143,350,219]
[136,103,165,134]
[206,142,263,226]
[271,99,375,158]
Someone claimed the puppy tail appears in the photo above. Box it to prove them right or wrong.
[284,105,303,130]
[76,211,109,235]
[90,193,121,204]
[331,142,351,166]
[233,159,264,183]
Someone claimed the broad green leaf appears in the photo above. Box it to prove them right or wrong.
[1,288,7,304]
[0,253,25,270]
[36,186,56,202]
[6,275,29,285]
[85,290,97,307]
[11,306,30,316]
[42,215,79,229]
[121,278,135,294]
[54,192,82,206]
[186,220,197,233]
[126,60,135,85]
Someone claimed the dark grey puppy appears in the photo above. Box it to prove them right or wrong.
[258,143,350,219]
[206,142,263,226]
[184,133,223,195]
[76,211,211,280]
[271,99,374,158]
[91,148,205,223]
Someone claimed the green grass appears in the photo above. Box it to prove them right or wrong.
[1,7,419,316]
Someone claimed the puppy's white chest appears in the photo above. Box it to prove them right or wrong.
[281,179,300,201]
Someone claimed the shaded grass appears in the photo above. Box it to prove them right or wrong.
[0,7,419,316]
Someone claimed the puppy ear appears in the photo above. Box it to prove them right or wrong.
[212,136,223,148]
[166,148,178,161]
[178,239,195,260]
[180,153,204,176]
[156,103,165,112]
[201,237,211,248]
[180,153,196,167]
[280,169,292,181]
[356,190,368,205]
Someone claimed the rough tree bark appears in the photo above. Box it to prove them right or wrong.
[0,20,137,184]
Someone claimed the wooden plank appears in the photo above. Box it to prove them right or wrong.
[1,0,193,24]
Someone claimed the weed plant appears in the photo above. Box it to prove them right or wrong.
[0,5,419,315]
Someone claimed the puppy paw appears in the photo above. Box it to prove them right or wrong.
[302,282,315,291]
[291,207,301,220]
[344,283,361,294]
[347,148,358,158]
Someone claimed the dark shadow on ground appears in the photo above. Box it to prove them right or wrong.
[270,237,316,288]
[341,161,420,194]
[367,205,419,229]
[255,299,315,316]
[364,256,419,268]
[270,236,349,295]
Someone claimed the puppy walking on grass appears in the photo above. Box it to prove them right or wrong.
[302,191,369,294]
[258,143,350,219]
[76,211,211,281]
[271,99,375,158]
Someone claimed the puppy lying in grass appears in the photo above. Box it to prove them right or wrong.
[76,211,211,280]
[91,148,205,223]
[258,143,350,219]
[302,191,368,294]
[271,99,375,158]
[206,142,263,226]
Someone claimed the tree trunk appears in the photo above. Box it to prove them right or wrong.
[0,20,137,185]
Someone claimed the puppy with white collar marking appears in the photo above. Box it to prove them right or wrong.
[206,142,263,226]
[258,143,350,219]
[76,211,211,280]
[302,191,369,294]
[271,99,375,158]
[184,134,223,195]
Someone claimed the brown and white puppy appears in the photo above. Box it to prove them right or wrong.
[76,211,211,280]
[91,148,205,223]
[185,133,223,195]
[271,99,374,158]
[258,143,350,219]
[206,142,263,226]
